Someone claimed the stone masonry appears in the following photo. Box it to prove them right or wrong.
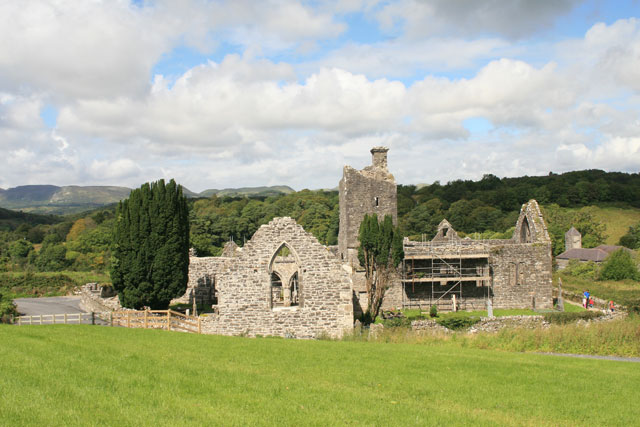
[200,217,353,338]
[170,256,232,306]
[338,146,397,266]
[401,200,553,311]
[179,146,553,338]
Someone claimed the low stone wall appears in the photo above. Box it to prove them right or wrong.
[409,319,451,334]
[469,315,548,333]
[79,285,121,313]
[411,315,549,334]
[412,312,624,334]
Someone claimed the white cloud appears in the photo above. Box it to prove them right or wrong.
[376,0,581,39]
[306,37,510,79]
[0,3,639,192]
[89,158,142,181]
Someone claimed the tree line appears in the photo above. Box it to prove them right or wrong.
[1,168,639,275]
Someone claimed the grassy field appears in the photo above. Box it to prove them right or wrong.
[568,205,640,245]
[1,325,639,426]
[556,272,640,306]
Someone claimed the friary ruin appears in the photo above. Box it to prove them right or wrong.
[172,147,553,337]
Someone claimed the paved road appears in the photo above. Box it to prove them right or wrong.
[14,296,85,316]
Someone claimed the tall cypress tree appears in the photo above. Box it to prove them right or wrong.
[111,179,189,309]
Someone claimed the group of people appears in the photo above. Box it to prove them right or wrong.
[583,289,616,313]
[582,290,594,308]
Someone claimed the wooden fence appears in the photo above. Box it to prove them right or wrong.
[110,309,201,334]
[16,312,98,325]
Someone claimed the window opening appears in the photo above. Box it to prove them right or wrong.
[289,272,299,306]
[269,242,303,309]
[271,272,284,307]
[520,217,532,243]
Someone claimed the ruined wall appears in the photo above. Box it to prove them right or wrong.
[338,147,397,265]
[398,200,553,311]
[79,284,121,313]
[489,242,553,309]
[202,217,353,338]
[171,257,232,306]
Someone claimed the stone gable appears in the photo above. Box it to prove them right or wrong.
[202,217,353,338]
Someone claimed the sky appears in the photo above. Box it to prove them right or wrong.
[1,0,639,193]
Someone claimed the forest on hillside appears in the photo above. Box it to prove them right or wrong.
[1,169,639,276]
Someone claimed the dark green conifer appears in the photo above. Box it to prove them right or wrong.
[111,179,189,309]
[357,213,403,323]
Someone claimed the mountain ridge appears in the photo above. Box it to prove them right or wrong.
[0,184,296,214]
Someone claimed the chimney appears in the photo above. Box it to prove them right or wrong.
[370,146,389,170]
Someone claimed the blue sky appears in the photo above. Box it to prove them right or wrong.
[0,0,639,192]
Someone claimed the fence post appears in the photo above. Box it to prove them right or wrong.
[166,310,171,331]
[64,313,67,324]
[198,316,201,334]
[110,311,113,327]
[144,310,148,329]
[91,312,95,325]
[17,316,21,326]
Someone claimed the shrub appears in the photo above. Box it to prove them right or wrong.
[8,239,33,259]
[436,315,480,330]
[599,249,638,281]
[429,304,438,318]
[620,298,640,315]
[543,311,603,324]
[0,289,17,323]
[563,259,599,280]
[618,223,640,249]
[382,317,412,328]
[0,273,76,298]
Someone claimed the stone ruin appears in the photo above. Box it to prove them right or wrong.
[400,200,553,311]
[177,146,553,337]
[199,217,353,338]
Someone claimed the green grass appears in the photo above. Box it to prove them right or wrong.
[562,302,587,313]
[571,206,640,245]
[466,316,640,357]
[1,325,639,426]
[556,272,640,305]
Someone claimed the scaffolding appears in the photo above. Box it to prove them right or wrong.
[402,239,493,312]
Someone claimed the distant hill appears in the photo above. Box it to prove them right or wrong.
[199,186,295,198]
[0,206,61,231]
[0,185,132,215]
[0,184,295,214]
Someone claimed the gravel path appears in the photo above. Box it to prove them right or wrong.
[536,352,640,363]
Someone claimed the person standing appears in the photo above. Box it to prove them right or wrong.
[583,290,590,308]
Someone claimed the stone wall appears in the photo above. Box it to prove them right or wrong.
[338,147,397,265]
[411,315,549,333]
[79,284,121,313]
[489,242,553,309]
[171,257,233,306]
[398,200,553,311]
[201,217,353,339]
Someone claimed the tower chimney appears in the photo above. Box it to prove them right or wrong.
[370,146,389,170]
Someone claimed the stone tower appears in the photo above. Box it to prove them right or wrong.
[338,146,397,265]
[565,227,582,251]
